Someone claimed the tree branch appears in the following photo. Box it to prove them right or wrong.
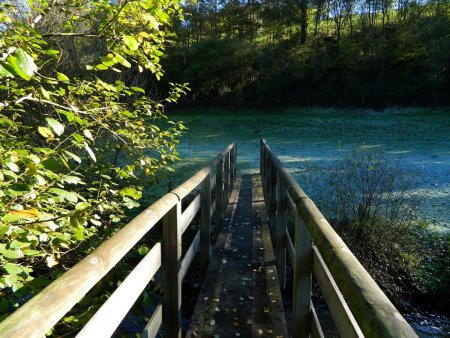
[41,33,100,38]
[98,0,130,36]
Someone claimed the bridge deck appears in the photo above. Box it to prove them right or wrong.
[186,174,288,337]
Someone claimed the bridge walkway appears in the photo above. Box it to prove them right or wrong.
[186,174,288,337]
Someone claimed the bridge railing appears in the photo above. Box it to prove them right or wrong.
[0,143,237,338]
[260,139,417,338]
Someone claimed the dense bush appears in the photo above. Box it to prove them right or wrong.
[304,151,425,300]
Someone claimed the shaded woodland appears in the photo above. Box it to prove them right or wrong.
[163,0,450,107]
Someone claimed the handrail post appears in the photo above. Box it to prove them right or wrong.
[293,206,313,338]
[234,143,237,182]
[276,174,287,289]
[200,173,211,276]
[260,140,264,182]
[223,150,230,211]
[215,156,224,232]
[229,146,234,186]
[162,201,182,338]
[264,149,271,210]
[269,158,277,238]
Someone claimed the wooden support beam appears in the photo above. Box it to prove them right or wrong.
[312,246,364,338]
[77,243,162,338]
[181,193,200,234]
[162,202,182,338]
[215,156,224,232]
[200,173,211,275]
[275,177,287,288]
[292,207,312,338]
[223,151,230,210]
[142,305,162,338]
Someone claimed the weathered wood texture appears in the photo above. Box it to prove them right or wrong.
[162,202,182,338]
[0,144,237,338]
[260,139,418,338]
[200,173,211,275]
[186,175,288,337]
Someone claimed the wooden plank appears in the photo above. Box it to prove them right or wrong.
[181,193,200,234]
[263,150,270,209]
[257,176,289,337]
[312,246,364,338]
[275,177,287,288]
[223,151,230,209]
[311,304,325,338]
[215,156,224,232]
[162,202,182,338]
[232,144,237,182]
[287,194,296,217]
[211,173,216,191]
[180,231,200,281]
[77,243,162,337]
[200,173,211,275]
[286,228,294,267]
[210,200,216,220]
[142,304,162,338]
[292,209,313,338]
[229,146,235,185]
[260,140,265,188]
[269,159,278,238]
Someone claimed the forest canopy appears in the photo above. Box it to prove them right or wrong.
[164,0,450,107]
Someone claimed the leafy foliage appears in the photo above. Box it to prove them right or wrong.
[164,0,450,107]
[0,0,187,322]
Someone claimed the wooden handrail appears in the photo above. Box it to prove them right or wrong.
[0,143,237,338]
[260,139,418,338]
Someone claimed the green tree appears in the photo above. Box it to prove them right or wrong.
[0,0,188,322]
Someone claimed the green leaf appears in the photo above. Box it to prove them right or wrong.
[0,62,13,78]
[95,64,109,71]
[119,187,142,199]
[83,129,94,141]
[74,227,84,241]
[63,176,84,185]
[84,142,96,162]
[46,118,64,136]
[48,188,79,203]
[56,72,69,82]
[23,250,43,257]
[6,49,38,81]
[131,87,145,93]
[72,134,84,143]
[123,35,140,51]
[40,86,51,100]
[138,245,150,256]
[6,161,19,173]
[2,249,24,259]
[0,224,9,237]
[4,275,18,287]
[38,126,54,139]
[113,53,131,68]
[63,150,81,164]
[4,263,23,275]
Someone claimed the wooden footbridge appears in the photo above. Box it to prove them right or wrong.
[0,141,418,338]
